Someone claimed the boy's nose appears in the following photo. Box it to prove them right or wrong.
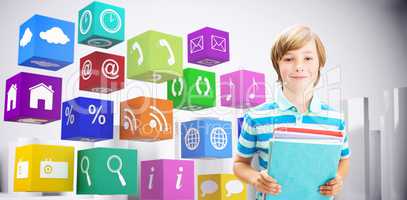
[295,65,304,72]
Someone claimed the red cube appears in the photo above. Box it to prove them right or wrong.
[79,51,124,93]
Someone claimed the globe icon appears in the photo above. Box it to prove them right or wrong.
[185,128,200,151]
[210,127,228,150]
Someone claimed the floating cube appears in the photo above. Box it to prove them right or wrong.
[14,144,74,192]
[198,174,247,200]
[78,1,125,48]
[220,70,265,108]
[237,117,244,138]
[79,51,124,93]
[127,30,183,83]
[18,15,74,71]
[61,97,113,141]
[181,118,232,159]
[141,159,194,200]
[77,147,138,195]
[167,68,216,111]
[120,96,173,141]
[4,72,62,124]
[188,27,229,67]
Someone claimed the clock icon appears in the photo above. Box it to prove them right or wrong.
[79,10,92,35]
[100,9,122,34]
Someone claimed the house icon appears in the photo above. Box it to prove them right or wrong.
[29,83,54,110]
[6,84,17,111]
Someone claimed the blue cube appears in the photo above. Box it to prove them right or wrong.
[237,117,244,138]
[181,118,232,158]
[18,15,74,71]
[61,97,113,141]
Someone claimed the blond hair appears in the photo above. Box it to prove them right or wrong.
[271,25,326,85]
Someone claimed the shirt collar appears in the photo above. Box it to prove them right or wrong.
[275,88,322,113]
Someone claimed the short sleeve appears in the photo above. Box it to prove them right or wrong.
[236,113,258,158]
[339,120,351,159]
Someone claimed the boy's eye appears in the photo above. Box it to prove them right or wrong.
[305,57,313,61]
[283,58,293,62]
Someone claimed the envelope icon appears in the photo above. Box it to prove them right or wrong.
[211,35,226,52]
[190,35,204,54]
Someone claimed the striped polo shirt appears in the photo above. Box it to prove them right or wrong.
[237,89,350,199]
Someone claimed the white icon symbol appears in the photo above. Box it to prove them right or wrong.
[197,58,220,66]
[148,166,155,190]
[81,60,92,80]
[88,104,106,125]
[79,10,92,35]
[225,180,244,197]
[29,83,54,110]
[40,27,70,45]
[101,59,119,80]
[182,105,202,111]
[190,35,204,54]
[30,60,60,68]
[132,42,144,65]
[6,84,17,111]
[65,105,75,125]
[39,160,68,179]
[100,9,122,34]
[80,156,92,186]
[225,79,235,102]
[201,180,218,197]
[159,39,175,66]
[87,38,113,48]
[249,78,259,100]
[107,155,127,186]
[175,166,183,190]
[171,78,184,97]
[20,27,33,47]
[210,127,228,150]
[195,76,211,96]
[149,106,168,132]
[211,35,226,52]
[123,108,137,132]
[185,128,200,151]
[91,87,113,94]
[16,160,29,179]
[150,73,162,82]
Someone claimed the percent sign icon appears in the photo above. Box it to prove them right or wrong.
[65,106,75,125]
[88,104,106,125]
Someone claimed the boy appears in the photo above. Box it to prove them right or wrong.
[233,25,350,200]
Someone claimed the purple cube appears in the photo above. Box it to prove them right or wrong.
[141,159,195,200]
[4,72,62,124]
[188,27,229,67]
[220,70,266,108]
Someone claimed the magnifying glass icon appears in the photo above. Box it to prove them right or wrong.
[80,156,92,186]
[107,155,127,186]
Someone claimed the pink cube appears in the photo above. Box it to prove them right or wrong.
[220,70,266,108]
[141,159,195,200]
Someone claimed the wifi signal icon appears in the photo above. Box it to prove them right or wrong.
[149,106,168,132]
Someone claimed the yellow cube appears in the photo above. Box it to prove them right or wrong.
[14,144,74,192]
[198,174,247,200]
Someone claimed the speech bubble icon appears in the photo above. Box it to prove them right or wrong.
[201,180,218,197]
[225,180,244,197]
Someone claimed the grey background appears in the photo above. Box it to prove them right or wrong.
[1,0,407,199]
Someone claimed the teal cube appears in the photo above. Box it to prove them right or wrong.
[77,147,138,195]
[78,1,125,48]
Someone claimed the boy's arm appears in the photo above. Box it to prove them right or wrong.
[337,158,350,178]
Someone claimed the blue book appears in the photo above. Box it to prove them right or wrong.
[266,139,342,200]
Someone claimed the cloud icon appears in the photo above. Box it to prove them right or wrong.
[225,180,244,197]
[20,27,33,47]
[39,27,70,45]
[201,180,218,197]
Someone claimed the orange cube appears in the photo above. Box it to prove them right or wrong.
[120,96,173,141]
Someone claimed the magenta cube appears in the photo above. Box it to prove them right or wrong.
[141,159,195,200]
[4,72,62,124]
[188,27,229,67]
[220,70,266,108]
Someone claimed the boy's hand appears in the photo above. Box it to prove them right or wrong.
[251,170,282,195]
[320,175,343,196]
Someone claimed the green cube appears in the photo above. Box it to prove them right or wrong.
[77,148,138,195]
[127,30,183,83]
[78,1,125,48]
[168,68,216,110]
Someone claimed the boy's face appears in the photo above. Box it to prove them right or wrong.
[278,40,320,94]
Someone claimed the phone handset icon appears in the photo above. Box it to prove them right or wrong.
[159,39,175,66]
[132,42,143,65]
[226,79,235,101]
[249,78,258,99]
